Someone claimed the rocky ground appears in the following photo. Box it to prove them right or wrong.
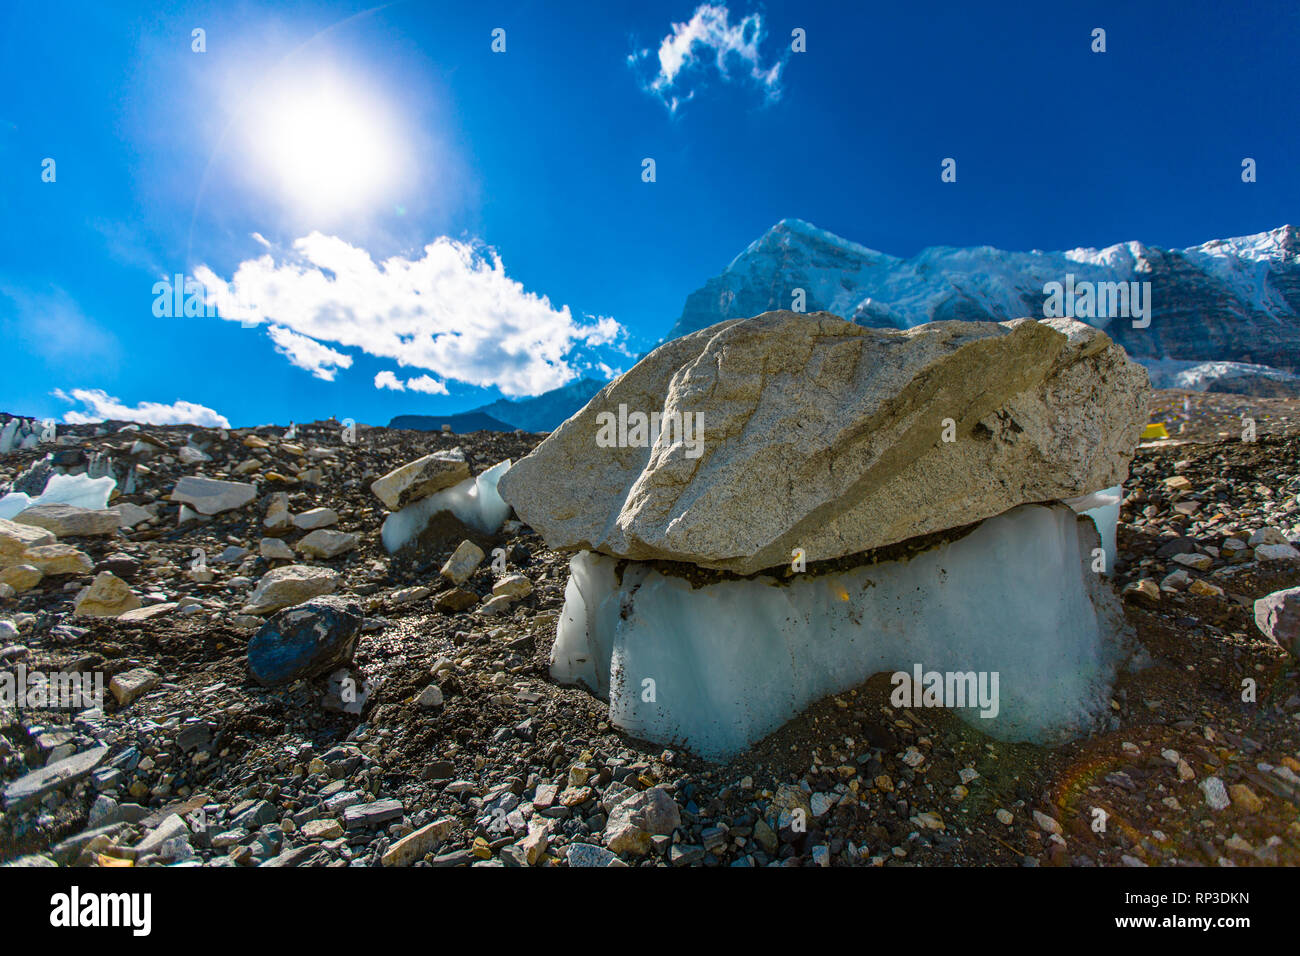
[1,390,1298,868]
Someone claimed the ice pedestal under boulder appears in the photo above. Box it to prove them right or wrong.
[552,502,1132,761]
[1066,484,1122,573]
[380,460,512,554]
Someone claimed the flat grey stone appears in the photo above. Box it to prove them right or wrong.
[3,746,108,809]
[343,798,403,829]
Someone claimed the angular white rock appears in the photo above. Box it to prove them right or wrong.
[73,572,141,618]
[170,476,256,515]
[492,574,533,598]
[296,529,359,559]
[553,503,1131,760]
[293,507,338,531]
[0,518,55,567]
[263,492,294,532]
[242,565,339,615]
[1255,543,1300,562]
[260,537,295,561]
[370,449,469,511]
[440,540,485,585]
[108,502,155,529]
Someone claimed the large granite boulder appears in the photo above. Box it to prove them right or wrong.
[499,311,1149,574]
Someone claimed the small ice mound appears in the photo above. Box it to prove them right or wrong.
[0,419,19,454]
[1065,484,1122,573]
[381,459,512,553]
[552,502,1131,761]
[0,473,117,520]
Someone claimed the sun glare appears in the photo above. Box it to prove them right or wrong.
[244,73,403,215]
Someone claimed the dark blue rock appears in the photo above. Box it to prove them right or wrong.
[247,596,364,686]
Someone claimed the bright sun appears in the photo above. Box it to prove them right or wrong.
[245,73,402,215]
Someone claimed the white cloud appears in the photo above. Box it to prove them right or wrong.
[405,375,448,395]
[53,388,231,428]
[373,370,448,395]
[196,233,624,397]
[631,4,785,113]
[580,315,623,347]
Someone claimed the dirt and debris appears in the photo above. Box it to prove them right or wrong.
[1,391,1297,867]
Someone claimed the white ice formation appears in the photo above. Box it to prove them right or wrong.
[551,503,1130,761]
[381,459,512,553]
[0,473,117,521]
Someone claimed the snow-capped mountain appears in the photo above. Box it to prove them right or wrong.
[667,219,1300,378]
[1139,359,1300,397]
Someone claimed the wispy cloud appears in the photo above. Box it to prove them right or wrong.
[197,233,623,397]
[0,282,119,366]
[267,324,353,381]
[630,3,786,114]
[53,388,230,428]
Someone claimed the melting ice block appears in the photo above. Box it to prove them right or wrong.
[0,473,117,521]
[381,460,512,553]
[1065,484,1122,573]
[552,502,1132,761]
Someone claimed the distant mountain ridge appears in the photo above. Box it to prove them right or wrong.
[389,378,607,434]
[389,410,516,433]
[669,219,1300,376]
[469,378,607,432]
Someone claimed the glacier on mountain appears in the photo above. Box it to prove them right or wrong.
[669,219,1300,379]
[1138,357,1300,395]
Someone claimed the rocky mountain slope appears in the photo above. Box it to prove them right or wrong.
[669,219,1300,380]
[389,411,515,434]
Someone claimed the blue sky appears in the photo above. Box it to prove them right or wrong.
[1,0,1296,428]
